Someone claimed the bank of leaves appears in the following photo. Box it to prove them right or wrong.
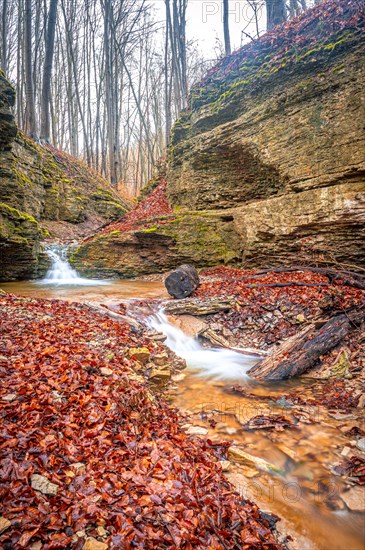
[0,295,281,549]
[88,180,173,241]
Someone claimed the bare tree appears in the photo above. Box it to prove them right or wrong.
[24,0,37,137]
[223,0,231,55]
[266,0,286,30]
[1,0,8,72]
[40,0,58,142]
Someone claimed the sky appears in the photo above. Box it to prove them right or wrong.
[152,0,267,58]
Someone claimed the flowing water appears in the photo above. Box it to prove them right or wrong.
[1,255,364,550]
[40,245,109,286]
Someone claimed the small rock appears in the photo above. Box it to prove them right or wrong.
[129,347,150,365]
[296,314,305,323]
[171,373,186,382]
[228,447,284,474]
[153,352,169,366]
[356,438,365,452]
[277,444,297,460]
[340,486,365,512]
[224,427,237,435]
[0,517,11,534]
[357,394,365,409]
[219,460,231,472]
[341,446,352,457]
[96,526,107,537]
[76,530,86,538]
[149,368,170,381]
[187,426,208,436]
[83,537,108,550]
[31,474,58,496]
[100,367,113,376]
[30,542,42,550]
[1,393,17,402]
[241,467,260,478]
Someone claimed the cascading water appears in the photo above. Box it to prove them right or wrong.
[148,311,260,380]
[40,245,108,286]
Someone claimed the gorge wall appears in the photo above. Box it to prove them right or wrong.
[0,73,131,281]
[71,0,365,277]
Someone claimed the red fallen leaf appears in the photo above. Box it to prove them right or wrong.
[18,527,40,547]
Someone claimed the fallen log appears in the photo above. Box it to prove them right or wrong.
[248,308,364,380]
[84,301,141,332]
[165,264,200,299]
[244,267,365,291]
[162,296,235,316]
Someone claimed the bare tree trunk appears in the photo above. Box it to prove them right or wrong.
[1,0,7,72]
[103,0,117,184]
[266,0,286,30]
[24,0,37,137]
[164,0,172,146]
[223,0,231,55]
[40,0,58,142]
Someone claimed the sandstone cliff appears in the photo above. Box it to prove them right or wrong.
[72,0,365,277]
[0,72,131,281]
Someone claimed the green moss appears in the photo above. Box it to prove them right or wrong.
[0,203,38,224]
[188,28,360,113]
[139,225,158,233]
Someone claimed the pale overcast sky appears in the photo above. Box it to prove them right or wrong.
[152,0,267,58]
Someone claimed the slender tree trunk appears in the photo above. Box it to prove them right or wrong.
[266,0,286,30]
[24,0,37,137]
[223,0,231,55]
[40,0,58,142]
[103,0,117,184]
[1,0,7,72]
[164,0,172,145]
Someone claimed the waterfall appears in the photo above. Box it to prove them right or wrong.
[148,311,260,380]
[40,245,108,286]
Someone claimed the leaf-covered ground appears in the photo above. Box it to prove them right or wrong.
[0,295,282,549]
[194,266,364,348]
[86,180,173,242]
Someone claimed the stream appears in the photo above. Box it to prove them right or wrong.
[1,248,364,550]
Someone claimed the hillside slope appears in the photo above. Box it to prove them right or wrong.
[0,73,131,281]
[72,0,365,277]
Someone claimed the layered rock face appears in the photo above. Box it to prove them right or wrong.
[0,73,130,281]
[72,1,365,277]
[166,6,365,268]
[71,211,240,278]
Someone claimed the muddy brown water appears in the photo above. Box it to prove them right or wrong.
[1,279,364,550]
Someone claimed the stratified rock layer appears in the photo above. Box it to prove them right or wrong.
[71,212,240,278]
[71,1,365,276]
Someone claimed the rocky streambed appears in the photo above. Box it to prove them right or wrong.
[1,265,364,549]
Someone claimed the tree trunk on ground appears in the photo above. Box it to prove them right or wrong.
[40,0,58,143]
[165,265,200,299]
[163,296,234,315]
[266,0,287,30]
[248,309,364,380]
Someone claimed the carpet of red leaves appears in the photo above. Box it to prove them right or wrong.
[88,181,173,242]
[194,266,364,346]
[0,295,282,549]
